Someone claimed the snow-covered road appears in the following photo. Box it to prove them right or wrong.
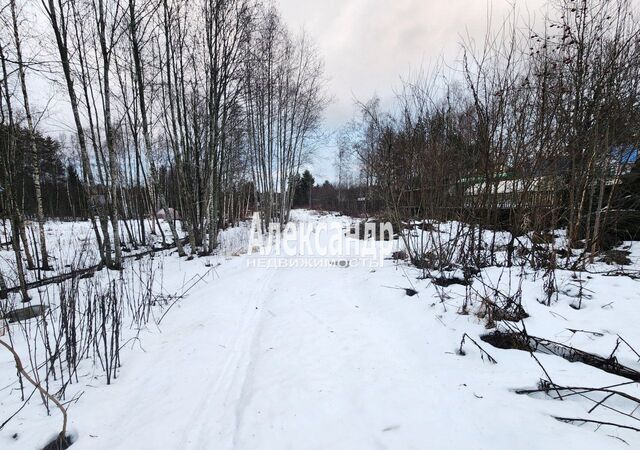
[70,256,498,450]
[4,212,639,449]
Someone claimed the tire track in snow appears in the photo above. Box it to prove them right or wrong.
[230,273,281,448]
[185,268,277,449]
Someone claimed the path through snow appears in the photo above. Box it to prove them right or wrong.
[3,212,638,449]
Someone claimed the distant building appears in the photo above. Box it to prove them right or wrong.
[463,175,559,209]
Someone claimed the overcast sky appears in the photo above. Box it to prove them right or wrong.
[278,0,548,182]
[30,0,551,183]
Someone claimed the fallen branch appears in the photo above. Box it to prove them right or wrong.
[600,270,640,280]
[481,331,640,382]
[0,238,189,297]
[554,416,640,433]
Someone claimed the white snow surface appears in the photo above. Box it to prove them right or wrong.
[0,218,186,285]
[1,210,640,449]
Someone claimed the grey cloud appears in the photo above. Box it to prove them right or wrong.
[279,0,546,180]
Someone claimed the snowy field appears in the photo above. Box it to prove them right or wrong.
[1,210,640,449]
[0,219,187,286]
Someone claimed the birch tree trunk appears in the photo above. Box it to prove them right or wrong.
[130,0,185,257]
[10,0,49,270]
[43,0,110,266]
[96,0,122,269]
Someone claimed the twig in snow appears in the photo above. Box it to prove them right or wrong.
[549,310,568,321]
[617,335,640,362]
[0,387,37,430]
[459,333,498,364]
[157,268,212,325]
[587,392,616,414]
[566,328,605,337]
[554,417,640,433]
[0,339,68,441]
[606,435,629,446]
[529,354,563,400]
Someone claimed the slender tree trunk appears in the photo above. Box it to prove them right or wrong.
[10,0,49,270]
[43,0,109,266]
[130,0,185,256]
[96,0,122,269]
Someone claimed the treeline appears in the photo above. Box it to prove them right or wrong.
[0,124,87,219]
[336,0,640,256]
[0,0,325,283]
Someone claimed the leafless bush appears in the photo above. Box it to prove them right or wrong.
[1,254,166,434]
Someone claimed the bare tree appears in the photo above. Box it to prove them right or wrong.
[9,0,50,270]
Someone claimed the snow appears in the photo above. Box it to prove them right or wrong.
[0,218,185,286]
[1,210,640,449]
